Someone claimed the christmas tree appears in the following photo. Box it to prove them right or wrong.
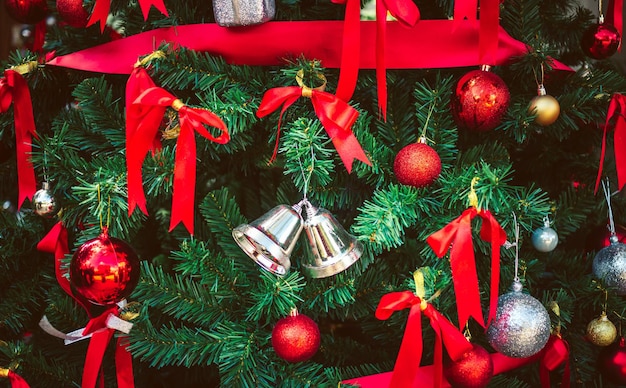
[1,0,626,386]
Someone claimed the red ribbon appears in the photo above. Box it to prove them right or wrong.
[595,93,626,193]
[375,291,473,388]
[606,0,623,52]
[540,335,570,388]
[87,0,169,32]
[128,79,229,235]
[0,70,38,210]
[32,20,46,53]
[426,208,506,329]
[256,85,371,173]
[453,0,500,64]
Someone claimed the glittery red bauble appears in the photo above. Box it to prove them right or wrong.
[581,23,621,60]
[4,0,48,24]
[70,230,141,306]
[444,343,494,388]
[598,337,626,385]
[56,0,89,27]
[451,69,510,132]
[393,142,442,188]
[271,310,320,363]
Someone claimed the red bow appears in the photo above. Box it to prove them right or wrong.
[375,291,473,388]
[426,208,506,329]
[0,70,38,210]
[1,370,30,388]
[540,335,570,388]
[87,0,169,32]
[256,84,370,173]
[595,94,626,193]
[127,72,229,235]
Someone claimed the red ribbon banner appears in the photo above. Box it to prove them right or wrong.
[595,93,626,193]
[606,0,623,52]
[426,208,506,329]
[0,70,38,210]
[375,291,473,388]
[87,0,169,32]
[256,84,371,173]
[128,74,230,235]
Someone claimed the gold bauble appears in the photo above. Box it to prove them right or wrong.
[528,94,560,126]
[587,313,618,346]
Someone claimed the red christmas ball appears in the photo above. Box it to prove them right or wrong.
[271,309,320,363]
[70,229,141,306]
[598,337,626,385]
[444,343,494,388]
[581,23,621,60]
[451,69,510,132]
[4,0,49,24]
[56,0,89,28]
[393,140,442,188]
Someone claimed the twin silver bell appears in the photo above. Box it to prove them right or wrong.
[232,200,363,278]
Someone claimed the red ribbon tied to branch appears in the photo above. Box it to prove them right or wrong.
[0,69,38,210]
[595,93,626,194]
[426,208,507,329]
[375,291,473,388]
[88,0,169,32]
[127,69,230,235]
[540,335,570,388]
[256,71,371,173]
[0,370,30,388]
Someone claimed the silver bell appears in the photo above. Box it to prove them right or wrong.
[232,203,304,276]
[301,202,363,278]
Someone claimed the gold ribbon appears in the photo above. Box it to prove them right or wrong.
[0,368,9,378]
[11,61,38,75]
[296,69,327,99]
[134,50,166,68]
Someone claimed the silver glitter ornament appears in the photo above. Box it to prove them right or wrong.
[592,237,626,295]
[213,0,275,27]
[32,182,57,218]
[531,219,558,253]
[486,280,551,358]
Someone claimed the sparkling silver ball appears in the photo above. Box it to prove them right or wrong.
[32,185,57,218]
[531,226,558,252]
[592,242,626,295]
[486,287,551,358]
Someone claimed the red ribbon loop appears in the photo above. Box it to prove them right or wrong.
[606,0,623,52]
[7,371,30,388]
[0,70,38,210]
[256,85,371,173]
[87,0,169,32]
[128,78,229,235]
[595,93,626,193]
[540,335,570,388]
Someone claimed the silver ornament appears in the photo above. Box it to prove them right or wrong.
[213,0,275,27]
[592,240,626,295]
[486,281,551,358]
[531,226,558,252]
[32,182,57,218]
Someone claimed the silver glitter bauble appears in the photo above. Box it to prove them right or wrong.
[592,239,626,295]
[32,182,57,218]
[531,226,559,253]
[213,0,275,27]
[486,281,551,358]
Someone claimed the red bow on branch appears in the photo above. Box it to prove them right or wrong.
[127,70,229,235]
[88,0,169,32]
[540,335,570,388]
[426,208,507,329]
[1,370,29,388]
[0,69,38,210]
[256,83,371,173]
[375,291,473,388]
[596,93,626,193]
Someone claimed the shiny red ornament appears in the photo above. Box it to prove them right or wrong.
[444,343,494,388]
[70,229,140,306]
[393,139,442,188]
[598,337,626,385]
[451,69,510,132]
[581,23,621,60]
[56,0,88,28]
[4,0,48,24]
[271,309,320,363]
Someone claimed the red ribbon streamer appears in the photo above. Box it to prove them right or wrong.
[128,82,229,235]
[606,0,623,52]
[426,208,506,329]
[478,0,500,65]
[375,291,473,388]
[595,93,626,193]
[6,371,30,388]
[256,85,371,173]
[87,0,169,32]
[540,335,570,388]
[0,70,38,210]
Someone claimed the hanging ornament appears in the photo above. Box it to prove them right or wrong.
[32,181,58,218]
[70,228,141,306]
[443,342,494,388]
[581,13,621,60]
[587,312,618,346]
[598,337,626,385]
[393,136,442,188]
[528,82,560,127]
[4,0,49,24]
[271,308,320,363]
[55,0,89,28]
[586,223,626,253]
[531,215,559,253]
[212,0,275,26]
[451,65,510,132]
